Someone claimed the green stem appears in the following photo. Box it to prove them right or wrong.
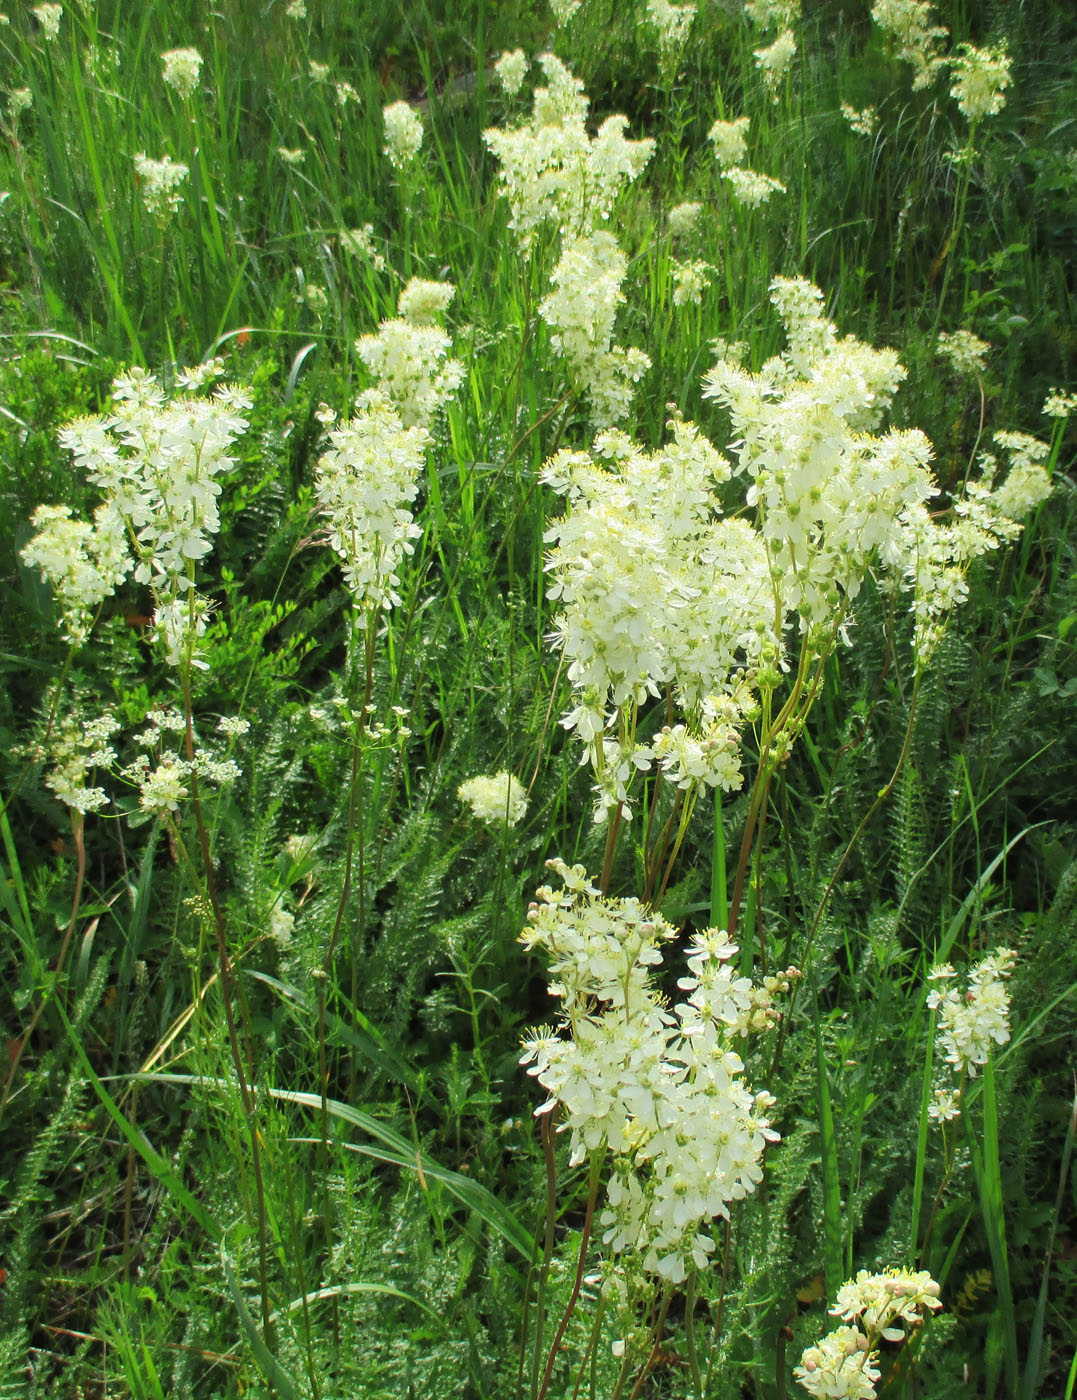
[537,1152,603,1400]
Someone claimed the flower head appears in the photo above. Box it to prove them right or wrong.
[161,47,202,99]
[458,772,528,826]
[950,42,1011,123]
[382,100,423,168]
[494,48,528,97]
[33,4,62,40]
[134,152,189,219]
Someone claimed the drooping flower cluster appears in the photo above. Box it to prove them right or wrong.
[743,0,799,28]
[703,277,932,635]
[483,53,654,249]
[936,328,990,377]
[542,420,776,819]
[134,152,189,219]
[708,116,750,167]
[123,706,243,824]
[870,0,948,91]
[795,1269,942,1399]
[161,46,202,99]
[396,277,455,325]
[520,861,784,1283]
[23,365,251,666]
[382,100,423,169]
[21,504,129,644]
[314,390,430,615]
[702,276,1051,662]
[457,771,528,827]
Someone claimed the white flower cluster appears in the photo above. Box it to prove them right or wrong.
[722,165,786,208]
[672,259,710,307]
[936,328,990,376]
[483,53,654,248]
[539,232,650,427]
[708,115,784,207]
[33,709,120,814]
[520,861,782,1282]
[743,0,799,27]
[314,389,430,614]
[840,102,877,138]
[33,3,62,41]
[457,771,528,826]
[896,432,1051,664]
[949,42,1012,124]
[396,276,455,325]
[870,0,948,91]
[795,1269,942,1399]
[926,948,1017,1082]
[161,46,202,99]
[21,504,129,644]
[542,421,776,820]
[382,100,423,169]
[754,29,797,98]
[1043,388,1077,419]
[134,152,189,219]
[708,116,750,167]
[354,315,464,429]
[667,201,702,238]
[704,277,934,636]
[24,366,250,667]
[550,0,582,26]
[645,0,696,67]
[494,48,528,97]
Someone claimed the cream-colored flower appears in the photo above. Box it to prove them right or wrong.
[161,46,202,99]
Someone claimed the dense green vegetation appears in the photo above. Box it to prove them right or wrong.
[1,0,1075,1396]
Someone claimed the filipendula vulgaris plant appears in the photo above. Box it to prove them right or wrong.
[309,293,459,1231]
[521,271,1051,1394]
[518,858,795,1397]
[483,54,655,428]
[16,363,279,1339]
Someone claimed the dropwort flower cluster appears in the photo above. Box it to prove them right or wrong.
[354,288,464,429]
[709,115,785,207]
[23,365,251,667]
[520,861,784,1282]
[796,1269,942,1398]
[539,233,650,426]
[949,43,1012,124]
[134,152,189,219]
[927,948,1016,1081]
[160,46,202,99]
[871,0,948,90]
[33,3,62,41]
[457,772,528,827]
[542,420,774,819]
[483,54,654,249]
[382,100,423,169]
[703,276,1050,662]
[314,390,430,615]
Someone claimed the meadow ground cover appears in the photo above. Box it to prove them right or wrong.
[1,0,1076,1396]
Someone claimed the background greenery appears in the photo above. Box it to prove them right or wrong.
[0,0,1075,1396]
